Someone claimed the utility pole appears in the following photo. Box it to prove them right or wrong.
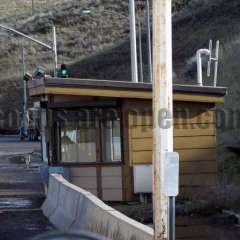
[152,0,173,240]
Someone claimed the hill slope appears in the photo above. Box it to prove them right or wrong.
[0,0,239,162]
[68,0,240,162]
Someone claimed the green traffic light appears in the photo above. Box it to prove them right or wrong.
[61,69,67,75]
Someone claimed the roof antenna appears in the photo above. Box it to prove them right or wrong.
[197,40,220,87]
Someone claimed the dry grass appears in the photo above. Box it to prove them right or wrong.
[0,0,66,18]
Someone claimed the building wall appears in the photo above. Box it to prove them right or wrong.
[125,99,217,199]
[47,95,218,201]
[68,166,123,201]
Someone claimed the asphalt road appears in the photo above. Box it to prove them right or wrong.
[0,135,41,156]
[0,135,53,240]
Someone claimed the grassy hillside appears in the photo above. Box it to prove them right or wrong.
[0,0,239,164]
[0,0,64,17]
[0,0,145,133]
[63,0,240,164]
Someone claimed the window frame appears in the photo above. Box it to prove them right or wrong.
[52,106,124,166]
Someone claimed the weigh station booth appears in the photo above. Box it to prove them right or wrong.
[28,77,226,202]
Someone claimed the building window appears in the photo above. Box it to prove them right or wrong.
[101,119,122,163]
[56,108,122,164]
[61,121,97,163]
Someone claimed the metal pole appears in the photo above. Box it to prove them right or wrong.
[32,0,35,15]
[0,24,52,50]
[152,0,173,239]
[146,0,152,82]
[138,19,144,82]
[213,40,220,87]
[21,42,28,132]
[168,197,175,240]
[129,0,138,82]
[21,44,27,111]
[52,26,58,77]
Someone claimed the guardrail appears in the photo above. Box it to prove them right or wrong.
[42,174,153,240]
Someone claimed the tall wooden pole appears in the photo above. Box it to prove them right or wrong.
[152,0,173,239]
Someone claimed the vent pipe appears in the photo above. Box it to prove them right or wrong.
[196,40,220,87]
[197,48,210,86]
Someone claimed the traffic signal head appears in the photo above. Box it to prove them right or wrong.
[60,64,68,78]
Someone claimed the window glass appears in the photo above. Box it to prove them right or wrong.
[61,121,96,163]
[57,108,122,164]
[101,119,122,163]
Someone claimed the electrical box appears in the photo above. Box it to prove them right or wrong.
[163,152,179,197]
[133,152,179,197]
[133,165,152,193]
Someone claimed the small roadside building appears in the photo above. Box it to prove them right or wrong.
[28,77,226,202]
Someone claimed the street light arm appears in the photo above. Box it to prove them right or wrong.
[0,24,52,50]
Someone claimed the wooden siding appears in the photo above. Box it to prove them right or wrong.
[101,167,123,201]
[127,100,217,199]
[69,167,98,196]
[68,166,123,201]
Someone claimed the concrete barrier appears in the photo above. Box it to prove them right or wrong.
[41,174,63,218]
[50,180,84,231]
[42,174,154,240]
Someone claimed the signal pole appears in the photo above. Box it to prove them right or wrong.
[152,0,173,239]
[32,0,35,15]
[21,42,27,133]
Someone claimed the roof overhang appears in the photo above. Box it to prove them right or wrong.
[28,77,227,103]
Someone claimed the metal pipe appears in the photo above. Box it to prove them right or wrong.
[138,20,144,82]
[0,24,52,50]
[214,40,220,87]
[0,24,58,77]
[129,0,138,83]
[207,40,212,77]
[168,197,175,240]
[196,48,210,86]
[52,26,58,77]
[146,0,152,82]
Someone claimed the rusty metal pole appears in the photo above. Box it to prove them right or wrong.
[152,0,173,239]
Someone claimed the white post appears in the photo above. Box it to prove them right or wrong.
[146,0,152,82]
[138,20,144,82]
[52,26,58,77]
[152,0,173,239]
[129,0,138,82]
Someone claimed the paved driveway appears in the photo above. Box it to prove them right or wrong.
[0,135,53,240]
